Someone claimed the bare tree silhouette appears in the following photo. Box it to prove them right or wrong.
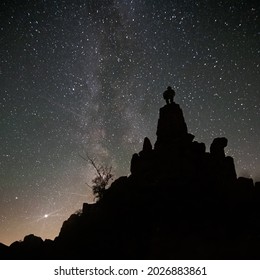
[80,154,113,201]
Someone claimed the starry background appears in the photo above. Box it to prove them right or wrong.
[0,0,259,246]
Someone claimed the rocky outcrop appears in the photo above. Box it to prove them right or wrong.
[131,103,236,187]
[3,102,259,260]
[0,242,10,259]
[154,103,194,152]
[6,234,54,259]
[210,137,228,159]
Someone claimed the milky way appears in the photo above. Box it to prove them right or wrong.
[0,0,259,245]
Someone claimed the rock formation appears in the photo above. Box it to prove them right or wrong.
[2,102,259,260]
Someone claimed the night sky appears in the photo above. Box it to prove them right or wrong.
[0,0,259,246]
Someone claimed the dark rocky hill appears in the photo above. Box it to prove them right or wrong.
[2,102,260,259]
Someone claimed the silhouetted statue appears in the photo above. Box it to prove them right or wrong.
[163,86,175,105]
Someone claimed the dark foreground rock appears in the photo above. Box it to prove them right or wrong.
[2,102,259,260]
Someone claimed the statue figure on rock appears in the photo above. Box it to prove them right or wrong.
[163,86,175,105]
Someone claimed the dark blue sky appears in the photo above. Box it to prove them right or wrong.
[0,0,259,245]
